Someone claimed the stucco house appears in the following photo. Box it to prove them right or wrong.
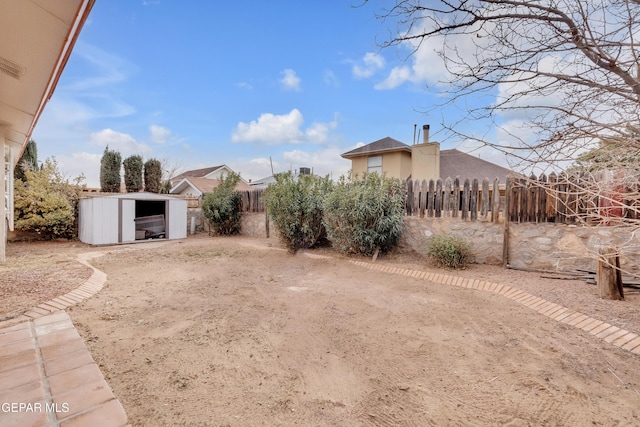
[341,125,514,184]
[169,165,251,199]
[1,0,95,262]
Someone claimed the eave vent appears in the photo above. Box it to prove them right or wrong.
[0,56,26,81]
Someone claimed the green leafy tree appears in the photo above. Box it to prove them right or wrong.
[202,172,243,235]
[123,155,143,193]
[14,158,83,239]
[14,139,39,181]
[265,172,333,252]
[144,158,162,193]
[100,146,122,192]
[323,172,405,256]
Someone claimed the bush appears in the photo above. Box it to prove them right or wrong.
[144,158,162,193]
[100,146,121,192]
[123,155,143,193]
[323,172,405,256]
[202,172,242,235]
[14,158,83,239]
[265,172,333,252]
[427,235,473,269]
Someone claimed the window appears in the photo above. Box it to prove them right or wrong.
[367,155,382,175]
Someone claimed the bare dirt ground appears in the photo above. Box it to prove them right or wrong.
[0,241,92,321]
[3,235,640,426]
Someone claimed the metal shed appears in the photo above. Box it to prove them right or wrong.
[78,193,187,245]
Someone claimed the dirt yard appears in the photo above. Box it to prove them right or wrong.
[3,235,640,426]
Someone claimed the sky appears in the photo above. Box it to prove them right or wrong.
[32,0,511,188]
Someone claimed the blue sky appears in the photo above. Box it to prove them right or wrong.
[32,1,509,187]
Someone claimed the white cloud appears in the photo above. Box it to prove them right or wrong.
[149,124,171,144]
[90,129,152,156]
[232,109,304,144]
[324,69,339,87]
[375,66,413,90]
[232,109,339,145]
[283,146,351,179]
[352,52,386,79]
[54,152,102,188]
[280,69,301,91]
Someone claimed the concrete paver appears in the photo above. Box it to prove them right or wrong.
[0,251,127,427]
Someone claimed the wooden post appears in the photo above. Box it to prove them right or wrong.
[597,246,624,300]
[265,207,270,238]
[503,178,511,267]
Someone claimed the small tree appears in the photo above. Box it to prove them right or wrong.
[14,139,38,181]
[14,158,83,239]
[323,172,405,256]
[202,172,243,235]
[144,158,162,193]
[123,155,143,193]
[265,172,333,252]
[100,146,121,192]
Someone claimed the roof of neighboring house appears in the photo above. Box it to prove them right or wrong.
[341,136,516,182]
[170,177,252,196]
[440,149,515,183]
[341,137,412,159]
[171,165,225,182]
[249,175,277,188]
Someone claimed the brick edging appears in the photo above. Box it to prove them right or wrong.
[0,252,107,329]
[303,253,640,355]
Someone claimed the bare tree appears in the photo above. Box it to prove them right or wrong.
[367,0,640,166]
[367,0,640,284]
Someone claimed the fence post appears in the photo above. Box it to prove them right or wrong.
[492,178,500,223]
[503,177,511,267]
[435,179,443,218]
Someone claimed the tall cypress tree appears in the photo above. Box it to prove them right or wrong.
[144,158,162,193]
[100,146,122,192]
[123,155,143,193]
[14,139,39,181]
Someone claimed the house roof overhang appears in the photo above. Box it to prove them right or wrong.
[0,0,95,162]
[341,137,412,159]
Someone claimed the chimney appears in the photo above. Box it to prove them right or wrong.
[411,124,440,182]
[423,124,430,144]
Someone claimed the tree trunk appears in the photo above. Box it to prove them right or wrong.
[597,246,624,300]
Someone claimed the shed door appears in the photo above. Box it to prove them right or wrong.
[120,199,136,243]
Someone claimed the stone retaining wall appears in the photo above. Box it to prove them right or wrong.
[240,212,639,275]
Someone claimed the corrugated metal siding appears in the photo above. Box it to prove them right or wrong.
[121,199,136,243]
[79,194,187,245]
[168,198,187,239]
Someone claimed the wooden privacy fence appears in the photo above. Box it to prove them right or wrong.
[507,172,640,224]
[239,189,265,213]
[405,177,503,222]
[235,173,638,224]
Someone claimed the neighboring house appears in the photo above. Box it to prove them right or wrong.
[1,0,95,262]
[249,167,312,189]
[170,176,252,198]
[341,125,514,183]
[170,164,248,188]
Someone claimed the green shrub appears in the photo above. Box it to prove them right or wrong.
[323,172,404,256]
[202,172,242,235]
[265,172,333,252]
[427,235,473,269]
[14,158,83,239]
[123,155,143,193]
